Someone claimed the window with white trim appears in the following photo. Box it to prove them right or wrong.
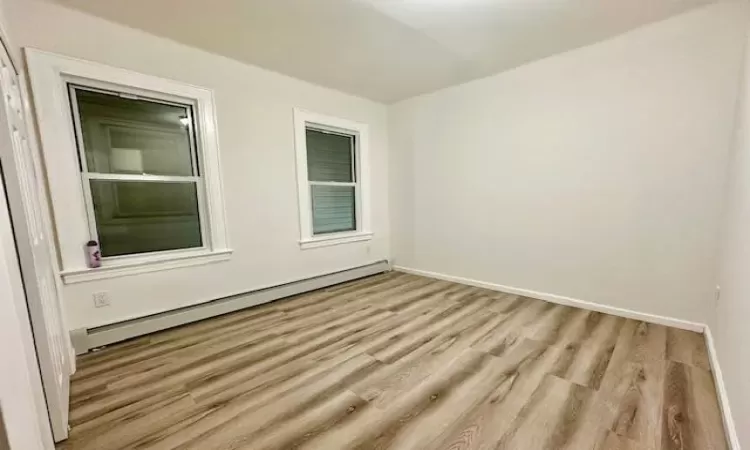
[26,50,231,283]
[70,87,206,258]
[294,109,371,249]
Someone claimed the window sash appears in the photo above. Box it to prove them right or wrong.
[309,184,357,235]
[69,85,202,177]
[305,127,356,184]
[80,175,209,259]
[308,183,359,235]
[69,86,210,259]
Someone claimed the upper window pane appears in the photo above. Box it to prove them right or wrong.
[73,87,196,176]
[306,129,354,183]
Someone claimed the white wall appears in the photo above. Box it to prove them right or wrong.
[5,0,390,330]
[717,20,750,450]
[389,1,748,325]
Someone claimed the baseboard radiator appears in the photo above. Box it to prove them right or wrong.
[71,260,390,355]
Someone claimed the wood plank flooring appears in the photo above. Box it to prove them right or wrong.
[60,272,728,450]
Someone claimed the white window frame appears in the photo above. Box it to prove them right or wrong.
[26,49,231,284]
[68,85,210,261]
[293,109,371,249]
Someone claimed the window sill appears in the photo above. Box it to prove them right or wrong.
[60,249,233,284]
[299,232,373,250]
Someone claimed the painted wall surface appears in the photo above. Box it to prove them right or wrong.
[389,2,747,324]
[5,0,390,330]
[717,21,750,450]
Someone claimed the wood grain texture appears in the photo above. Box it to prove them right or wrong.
[59,272,728,450]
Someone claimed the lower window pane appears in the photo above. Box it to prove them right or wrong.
[89,180,202,257]
[311,185,356,235]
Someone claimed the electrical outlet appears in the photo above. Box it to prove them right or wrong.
[93,291,110,308]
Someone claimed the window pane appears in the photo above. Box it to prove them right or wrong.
[73,88,196,176]
[311,185,356,234]
[306,129,354,182]
[90,180,202,257]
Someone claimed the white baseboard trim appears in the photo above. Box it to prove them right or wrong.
[394,266,704,332]
[77,260,390,353]
[704,326,741,450]
[395,265,740,448]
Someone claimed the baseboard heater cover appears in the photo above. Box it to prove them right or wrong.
[72,260,390,355]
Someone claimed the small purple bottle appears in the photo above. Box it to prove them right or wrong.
[86,240,102,268]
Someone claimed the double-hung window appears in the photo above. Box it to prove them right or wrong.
[70,87,205,258]
[294,109,371,249]
[26,50,230,283]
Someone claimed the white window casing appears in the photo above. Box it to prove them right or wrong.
[25,49,231,284]
[293,108,372,249]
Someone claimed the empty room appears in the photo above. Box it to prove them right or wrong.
[0,0,748,449]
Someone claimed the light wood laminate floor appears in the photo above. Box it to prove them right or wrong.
[62,272,728,450]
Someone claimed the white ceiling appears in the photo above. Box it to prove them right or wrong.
[51,0,717,102]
